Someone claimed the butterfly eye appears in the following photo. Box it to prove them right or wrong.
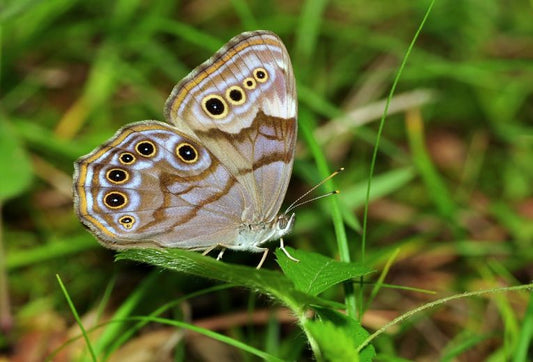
[176,142,198,163]
[119,152,136,165]
[135,140,156,157]
[225,86,246,105]
[243,77,256,90]
[253,68,268,83]
[118,215,135,229]
[202,95,228,119]
[104,191,128,209]
[106,168,129,184]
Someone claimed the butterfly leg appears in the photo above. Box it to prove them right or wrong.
[202,244,226,261]
[202,244,218,256]
[279,238,299,263]
[216,248,226,261]
[256,248,269,269]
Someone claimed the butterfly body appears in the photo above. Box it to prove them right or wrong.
[74,31,297,255]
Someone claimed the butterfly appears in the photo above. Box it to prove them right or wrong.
[73,31,298,267]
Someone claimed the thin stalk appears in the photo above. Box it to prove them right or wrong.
[359,0,436,317]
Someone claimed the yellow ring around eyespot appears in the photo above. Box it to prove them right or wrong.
[201,94,228,119]
[118,215,135,229]
[135,140,157,157]
[225,85,246,106]
[253,67,269,83]
[243,77,257,90]
[106,168,130,185]
[176,142,199,164]
[103,191,128,210]
[118,152,136,165]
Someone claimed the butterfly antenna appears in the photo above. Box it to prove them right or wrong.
[284,167,344,214]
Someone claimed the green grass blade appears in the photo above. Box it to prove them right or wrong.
[56,274,97,362]
[298,107,357,318]
[230,0,258,30]
[95,271,160,359]
[129,315,284,362]
[359,0,437,318]
[513,292,533,362]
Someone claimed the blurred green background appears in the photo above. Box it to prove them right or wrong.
[1,0,532,360]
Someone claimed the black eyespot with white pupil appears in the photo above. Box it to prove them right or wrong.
[205,97,225,115]
[106,168,128,184]
[119,215,135,229]
[201,95,228,119]
[176,143,198,163]
[136,141,156,157]
[104,192,127,209]
[253,68,268,83]
[119,152,135,164]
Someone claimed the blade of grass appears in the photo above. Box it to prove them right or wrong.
[513,292,533,362]
[298,108,356,319]
[294,0,328,77]
[157,20,224,52]
[94,271,160,359]
[405,108,462,236]
[359,0,437,317]
[107,284,234,356]
[56,274,97,362]
[129,315,285,362]
[230,0,258,30]
[7,235,97,270]
[356,283,533,354]
[365,248,400,312]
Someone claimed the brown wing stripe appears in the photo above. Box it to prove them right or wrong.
[196,111,296,143]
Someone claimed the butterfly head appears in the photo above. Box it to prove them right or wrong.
[276,212,295,238]
[235,213,295,251]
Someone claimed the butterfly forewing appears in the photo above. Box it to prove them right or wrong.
[164,30,297,224]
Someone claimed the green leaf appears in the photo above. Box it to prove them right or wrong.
[275,247,372,296]
[0,118,33,201]
[305,308,375,362]
[117,248,332,312]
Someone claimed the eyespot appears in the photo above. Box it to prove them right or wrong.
[225,86,246,105]
[201,95,228,119]
[176,142,198,164]
[104,191,128,209]
[253,68,268,83]
[118,215,135,229]
[119,152,136,165]
[243,77,256,90]
[135,140,156,157]
[106,168,129,184]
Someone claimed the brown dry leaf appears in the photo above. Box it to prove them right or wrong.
[426,130,467,174]
[368,199,416,224]
[516,198,533,220]
[10,310,68,362]
[187,333,242,362]
[109,328,183,362]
